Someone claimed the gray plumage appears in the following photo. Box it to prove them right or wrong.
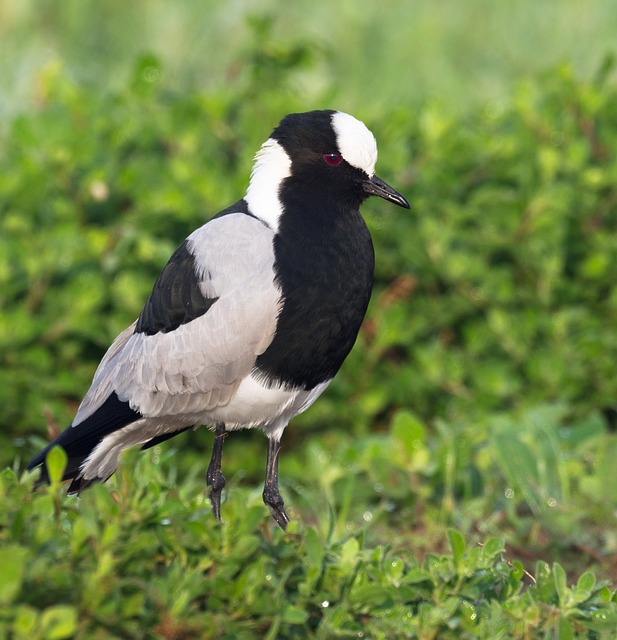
[76,214,281,425]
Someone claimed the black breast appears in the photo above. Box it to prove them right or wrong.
[255,196,375,390]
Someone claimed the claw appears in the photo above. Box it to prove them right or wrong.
[263,437,289,529]
[206,424,227,521]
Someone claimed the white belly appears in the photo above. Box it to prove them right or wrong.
[207,375,330,434]
[79,374,331,481]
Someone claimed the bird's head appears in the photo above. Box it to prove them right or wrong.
[246,110,410,231]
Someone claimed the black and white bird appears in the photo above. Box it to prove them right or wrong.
[27,110,409,528]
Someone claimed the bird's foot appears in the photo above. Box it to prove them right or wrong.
[206,425,227,522]
[263,483,290,530]
[206,467,226,521]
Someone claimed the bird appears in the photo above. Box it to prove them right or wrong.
[27,109,410,529]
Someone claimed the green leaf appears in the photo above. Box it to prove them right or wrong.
[45,446,68,486]
[348,584,394,609]
[281,606,308,625]
[340,538,360,571]
[553,562,569,607]
[303,526,324,568]
[447,529,465,567]
[233,534,260,560]
[572,571,596,605]
[510,560,525,580]
[557,616,574,640]
[492,429,543,514]
[534,561,556,602]
[13,605,38,636]
[0,546,28,605]
[391,410,426,456]
[40,606,78,640]
[480,537,505,564]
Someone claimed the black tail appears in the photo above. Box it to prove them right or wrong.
[27,392,141,492]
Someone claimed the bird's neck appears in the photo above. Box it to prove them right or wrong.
[245,139,291,232]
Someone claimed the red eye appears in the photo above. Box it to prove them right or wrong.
[323,153,342,166]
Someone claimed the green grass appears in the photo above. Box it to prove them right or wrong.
[2,4,617,638]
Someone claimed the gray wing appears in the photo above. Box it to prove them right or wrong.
[73,213,281,424]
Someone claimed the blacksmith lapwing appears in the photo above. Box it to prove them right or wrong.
[27,110,410,528]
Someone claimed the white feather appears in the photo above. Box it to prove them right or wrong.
[332,111,378,177]
[244,138,291,232]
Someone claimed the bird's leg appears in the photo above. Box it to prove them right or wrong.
[263,437,290,530]
[206,424,227,521]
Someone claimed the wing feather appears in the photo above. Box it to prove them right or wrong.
[74,213,281,424]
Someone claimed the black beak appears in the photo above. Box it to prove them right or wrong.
[363,174,410,209]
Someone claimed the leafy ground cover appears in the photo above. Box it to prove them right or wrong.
[1,8,617,639]
[1,448,616,639]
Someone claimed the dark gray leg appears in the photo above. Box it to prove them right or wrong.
[263,437,290,530]
[206,424,227,521]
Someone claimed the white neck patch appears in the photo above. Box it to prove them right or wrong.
[332,111,378,177]
[245,138,291,232]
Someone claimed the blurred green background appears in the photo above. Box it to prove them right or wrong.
[3,0,617,118]
[2,0,617,604]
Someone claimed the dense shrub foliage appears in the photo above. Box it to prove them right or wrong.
[1,48,617,638]
[1,452,616,639]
